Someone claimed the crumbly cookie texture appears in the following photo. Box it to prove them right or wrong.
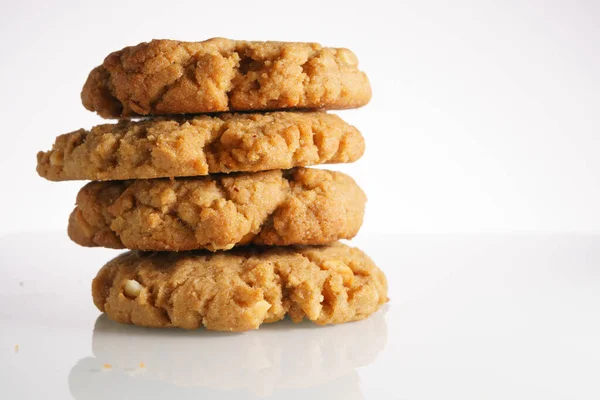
[36,111,364,181]
[81,38,371,118]
[92,242,388,331]
[68,168,366,251]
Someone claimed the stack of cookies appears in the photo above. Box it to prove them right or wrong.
[36,38,387,332]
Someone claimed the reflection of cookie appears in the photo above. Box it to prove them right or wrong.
[69,168,366,251]
[71,308,389,398]
[81,38,371,118]
[70,357,362,399]
[36,111,364,181]
[82,311,386,391]
[92,243,388,331]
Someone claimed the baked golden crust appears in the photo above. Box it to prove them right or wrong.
[81,38,371,118]
[68,168,366,251]
[37,111,364,181]
[92,242,388,331]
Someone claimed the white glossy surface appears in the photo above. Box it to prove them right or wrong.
[1,232,599,399]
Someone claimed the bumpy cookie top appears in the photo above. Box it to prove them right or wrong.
[37,111,364,181]
[69,168,366,251]
[81,38,371,118]
[92,242,388,331]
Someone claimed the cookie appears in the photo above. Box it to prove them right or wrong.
[92,242,388,331]
[69,168,366,251]
[81,38,371,118]
[37,111,364,181]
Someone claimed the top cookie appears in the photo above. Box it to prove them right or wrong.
[81,38,371,118]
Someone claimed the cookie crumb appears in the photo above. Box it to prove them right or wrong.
[103,364,112,369]
[14,344,19,353]
[139,362,145,368]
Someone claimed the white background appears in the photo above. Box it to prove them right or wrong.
[0,0,599,235]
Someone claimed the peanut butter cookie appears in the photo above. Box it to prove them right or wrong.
[92,242,388,331]
[68,168,366,251]
[37,112,364,181]
[81,38,371,118]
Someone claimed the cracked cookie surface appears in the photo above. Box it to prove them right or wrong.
[68,168,366,251]
[92,242,388,331]
[81,38,371,118]
[37,111,364,181]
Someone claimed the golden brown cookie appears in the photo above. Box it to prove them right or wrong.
[81,38,371,118]
[68,168,366,251]
[92,242,388,331]
[37,111,364,181]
